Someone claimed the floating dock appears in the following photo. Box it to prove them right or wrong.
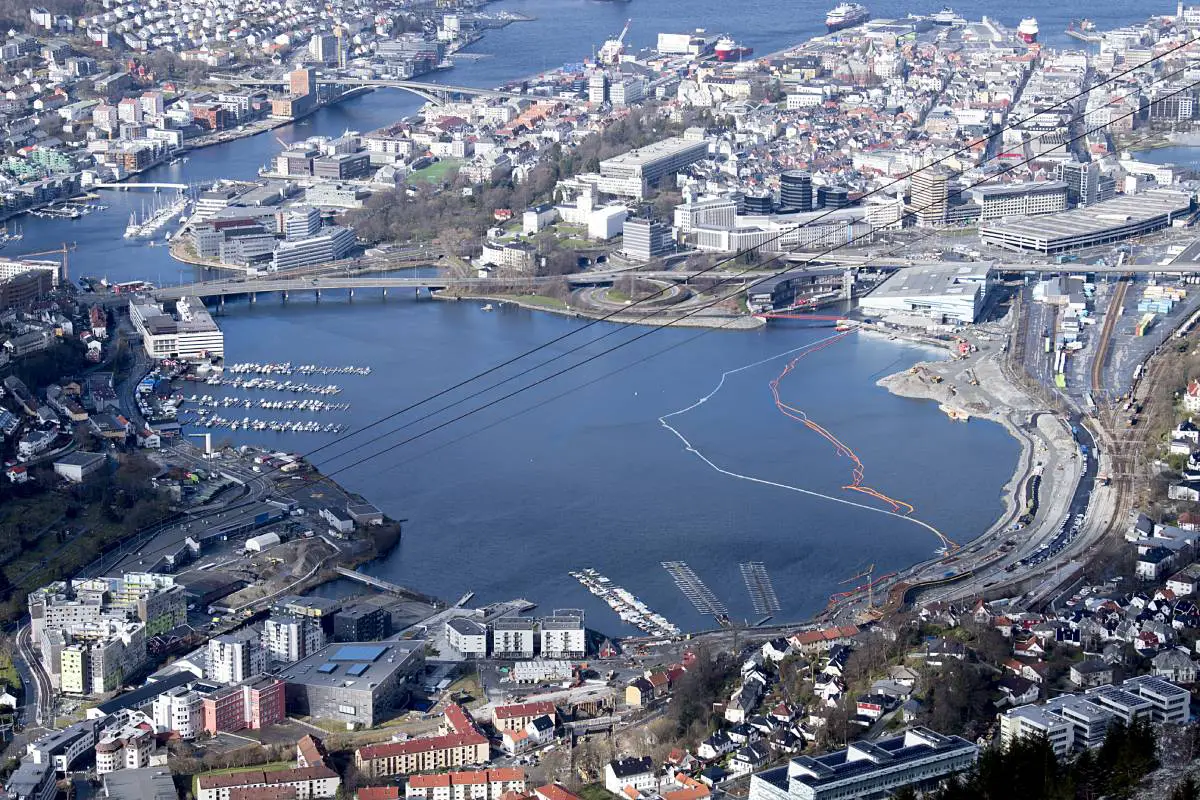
[739,562,781,615]
[662,561,728,618]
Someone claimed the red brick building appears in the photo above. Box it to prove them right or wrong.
[202,677,286,734]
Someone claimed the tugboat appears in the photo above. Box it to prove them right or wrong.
[1017,17,1040,44]
[826,3,870,32]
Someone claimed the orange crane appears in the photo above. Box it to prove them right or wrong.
[18,242,76,282]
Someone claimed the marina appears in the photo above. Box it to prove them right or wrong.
[661,561,729,620]
[739,562,781,616]
[198,376,345,395]
[29,202,105,219]
[569,569,680,637]
[184,394,351,412]
[125,195,190,239]
[176,412,349,433]
[224,362,372,377]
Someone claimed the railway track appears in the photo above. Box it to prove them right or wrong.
[1091,277,1129,400]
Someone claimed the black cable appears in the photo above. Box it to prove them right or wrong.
[289,34,1200,466]
[312,57,1196,469]
[321,78,1198,478]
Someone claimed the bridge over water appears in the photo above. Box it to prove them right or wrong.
[214,73,541,105]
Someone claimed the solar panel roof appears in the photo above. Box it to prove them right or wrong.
[332,644,388,662]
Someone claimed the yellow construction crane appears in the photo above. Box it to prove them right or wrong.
[18,242,77,282]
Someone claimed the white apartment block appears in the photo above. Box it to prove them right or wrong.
[206,630,265,685]
[446,618,487,659]
[152,686,202,739]
[262,615,325,665]
[539,612,585,660]
[491,618,536,659]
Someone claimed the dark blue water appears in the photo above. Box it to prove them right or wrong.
[21,0,1166,632]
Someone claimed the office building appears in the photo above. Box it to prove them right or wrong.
[263,615,326,665]
[1057,160,1109,207]
[674,196,737,233]
[26,720,98,772]
[971,181,1069,220]
[817,185,850,210]
[446,618,488,659]
[201,676,286,734]
[128,296,224,360]
[598,137,709,199]
[610,77,646,107]
[206,629,265,685]
[6,759,57,800]
[539,611,586,659]
[282,206,321,241]
[748,728,978,800]
[910,167,951,227]
[779,171,813,212]
[491,616,536,659]
[999,676,1189,755]
[100,769,177,800]
[622,218,672,260]
[333,605,392,643]
[313,152,372,180]
[278,641,424,727]
[271,227,356,271]
[588,72,607,104]
[979,189,1193,254]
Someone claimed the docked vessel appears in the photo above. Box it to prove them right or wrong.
[714,36,753,61]
[930,6,965,25]
[826,3,870,32]
[1065,18,1101,43]
[1017,17,1039,44]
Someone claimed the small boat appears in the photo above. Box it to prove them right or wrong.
[481,303,495,312]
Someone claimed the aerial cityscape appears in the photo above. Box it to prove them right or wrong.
[4,0,1200,799]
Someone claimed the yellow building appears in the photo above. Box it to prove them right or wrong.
[61,646,87,695]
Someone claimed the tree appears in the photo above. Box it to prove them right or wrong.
[1170,777,1200,800]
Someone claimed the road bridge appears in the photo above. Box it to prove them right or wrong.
[333,567,440,605]
[92,182,191,191]
[152,270,755,301]
[214,74,535,105]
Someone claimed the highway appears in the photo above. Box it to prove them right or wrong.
[16,624,53,728]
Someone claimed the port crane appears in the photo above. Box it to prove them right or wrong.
[17,242,77,282]
[599,19,632,65]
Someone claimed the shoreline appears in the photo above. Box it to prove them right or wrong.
[434,291,767,329]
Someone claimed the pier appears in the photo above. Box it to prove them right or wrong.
[334,567,439,604]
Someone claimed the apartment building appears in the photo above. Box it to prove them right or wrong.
[406,768,527,800]
[205,629,265,685]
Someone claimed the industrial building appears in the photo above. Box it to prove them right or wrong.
[278,641,424,727]
[859,263,992,325]
[979,190,1194,254]
[128,296,224,360]
[748,728,978,800]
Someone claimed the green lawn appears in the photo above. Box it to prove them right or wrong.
[515,295,568,310]
[409,158,463,184]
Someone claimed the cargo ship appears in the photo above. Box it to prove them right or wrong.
[714,36,753,61]
[1017,17,1039,44]
[826,3,870,32]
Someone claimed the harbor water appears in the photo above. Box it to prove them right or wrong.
[13,0,1168,632]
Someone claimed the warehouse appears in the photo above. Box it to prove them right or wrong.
[859,263,992,325]
[979,189,1194,254]
[278,641,424,727]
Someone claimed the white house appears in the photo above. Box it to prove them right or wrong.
[604,757,656,795]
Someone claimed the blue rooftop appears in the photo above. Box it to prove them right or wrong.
[347,663,370,677]
[317,663,338,674]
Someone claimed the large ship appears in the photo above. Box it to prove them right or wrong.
[826,3,870,32]
[1017,17,1040,44]
[714,36,753,61]
[1066,18,1101,43]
